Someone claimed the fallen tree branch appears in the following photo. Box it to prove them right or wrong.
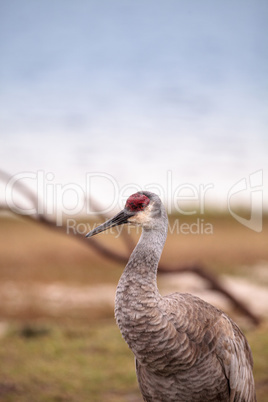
[159,264,261,326]
[0,170,261,326]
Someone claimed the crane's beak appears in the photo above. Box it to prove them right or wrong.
[85,209,134,238]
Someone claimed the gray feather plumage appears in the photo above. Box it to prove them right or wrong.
[114,192,256,401]
[88,191,256,401]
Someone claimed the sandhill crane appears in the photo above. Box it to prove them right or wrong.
[86,191,256,401]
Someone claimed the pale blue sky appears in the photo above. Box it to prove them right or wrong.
[0,0,267,211]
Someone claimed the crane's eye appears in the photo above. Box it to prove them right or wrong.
[125,193,150,212]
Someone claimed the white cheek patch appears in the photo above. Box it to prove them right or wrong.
[128,203,154,225]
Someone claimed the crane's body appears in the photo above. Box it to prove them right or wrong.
[86,191,256,402]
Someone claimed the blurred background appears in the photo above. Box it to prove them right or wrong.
[0,1,268,401]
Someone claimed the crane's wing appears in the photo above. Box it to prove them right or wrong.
[216,314,256,402]
[161,293,256,402]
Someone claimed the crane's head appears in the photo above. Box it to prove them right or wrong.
[86,191,164,238]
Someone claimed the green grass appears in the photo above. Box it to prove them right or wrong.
[247,325,268,402]
[0,320,267,401]
[0,320,140,402]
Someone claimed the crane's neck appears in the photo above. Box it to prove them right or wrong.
[115,213,168,355]
[119,210,168,291]
[125,225,167,285]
